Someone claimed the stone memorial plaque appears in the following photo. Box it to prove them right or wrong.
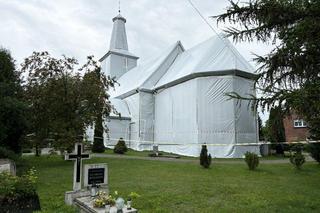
[84,164,108,187]
[0,159,16,175]
[0,163,10,173]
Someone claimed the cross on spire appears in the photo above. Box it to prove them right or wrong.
[65,143,90,191]
[118,0,121,14]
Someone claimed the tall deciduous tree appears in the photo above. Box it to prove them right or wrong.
[214,0,320,139]
[22,52,116,153]
[0,48,28,154]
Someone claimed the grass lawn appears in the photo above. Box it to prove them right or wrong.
[103,148,196,159]
[25,155,320,213]
[103,148,288,161]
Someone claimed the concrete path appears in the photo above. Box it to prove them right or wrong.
[92,153,315,164]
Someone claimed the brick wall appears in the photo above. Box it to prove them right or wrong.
[283,113,309,142]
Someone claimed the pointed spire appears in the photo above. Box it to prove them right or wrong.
[110,10,128,50]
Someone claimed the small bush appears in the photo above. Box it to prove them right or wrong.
[114,138,128,154]
[290,144,305,169]
[244,152,259,170]
[307,143,320,163]
[0,168,40,212]
[200,145,212,168]
[92,138,105,153]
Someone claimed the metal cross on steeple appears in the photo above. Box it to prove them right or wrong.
[118,0,121,14]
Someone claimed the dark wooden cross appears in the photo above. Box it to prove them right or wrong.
[65,143,90,191]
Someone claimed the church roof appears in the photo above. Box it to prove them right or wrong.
[154,35,255,89]
[111,41,184,98]
[112,35,256,99]
[109,98,131,118]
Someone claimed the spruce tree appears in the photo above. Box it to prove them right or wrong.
[215,0,320,140]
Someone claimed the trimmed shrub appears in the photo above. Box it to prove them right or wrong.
[114,138,128,154]
[92,138,105,153]
[200,145,212,168]
[244,152,259,170]
[307,143,320,163]
[290,144,305,169]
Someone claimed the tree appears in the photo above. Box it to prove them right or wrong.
[214,0,320,139]
[0,48,28,154]
[22,52,116,153]
[258,116,264,141]
[92,114,105,153]
[200,145,212,168]
[114,138,128,154]
[265,107,286,154]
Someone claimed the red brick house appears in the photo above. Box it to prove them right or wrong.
[283,112,309,142]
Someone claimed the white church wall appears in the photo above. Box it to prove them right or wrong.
[154,79,198,156]
[196,76,236,158]
[101,54,137,80]
[138,92,155,151]
[104,118,130,147]
[233,76,259,157]
[124,93,140,149]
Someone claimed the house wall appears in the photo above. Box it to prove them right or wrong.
[283,114,309,142]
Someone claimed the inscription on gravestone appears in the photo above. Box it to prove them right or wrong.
[88,168,105,185]
[84,164,108,187]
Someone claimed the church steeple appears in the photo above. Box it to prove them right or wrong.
[99,9,139,80]
[110,13,128,50]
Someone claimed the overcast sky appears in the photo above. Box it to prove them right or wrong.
[0,0,272,120]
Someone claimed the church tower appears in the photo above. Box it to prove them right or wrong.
[100,12,139,80]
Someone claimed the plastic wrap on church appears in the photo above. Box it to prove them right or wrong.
[95,13,260,158]
[154,76,259,158]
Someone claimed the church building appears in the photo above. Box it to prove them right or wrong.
[96,12,259,158]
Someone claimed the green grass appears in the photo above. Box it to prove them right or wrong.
[103,148,288,161]
[103,148,196,159]
[24,156,320,213]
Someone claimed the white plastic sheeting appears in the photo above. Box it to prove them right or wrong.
[154,79,199,156]
[112,42,184,98]
[109,98,131,118]
[98,35,259,158]
[153,76,259,157]
[104,118,130,147]
[155,35,254,89]
[233,76,259,156]
[197,76,236,158]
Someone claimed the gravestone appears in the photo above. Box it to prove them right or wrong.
[65,143,91,205]
[153,144,159,156]
[0,159,16,175]
[84,164,108,187]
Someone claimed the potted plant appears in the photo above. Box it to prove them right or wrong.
[126,192,141,210]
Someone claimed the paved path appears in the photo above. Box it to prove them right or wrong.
[92,154,315,164]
